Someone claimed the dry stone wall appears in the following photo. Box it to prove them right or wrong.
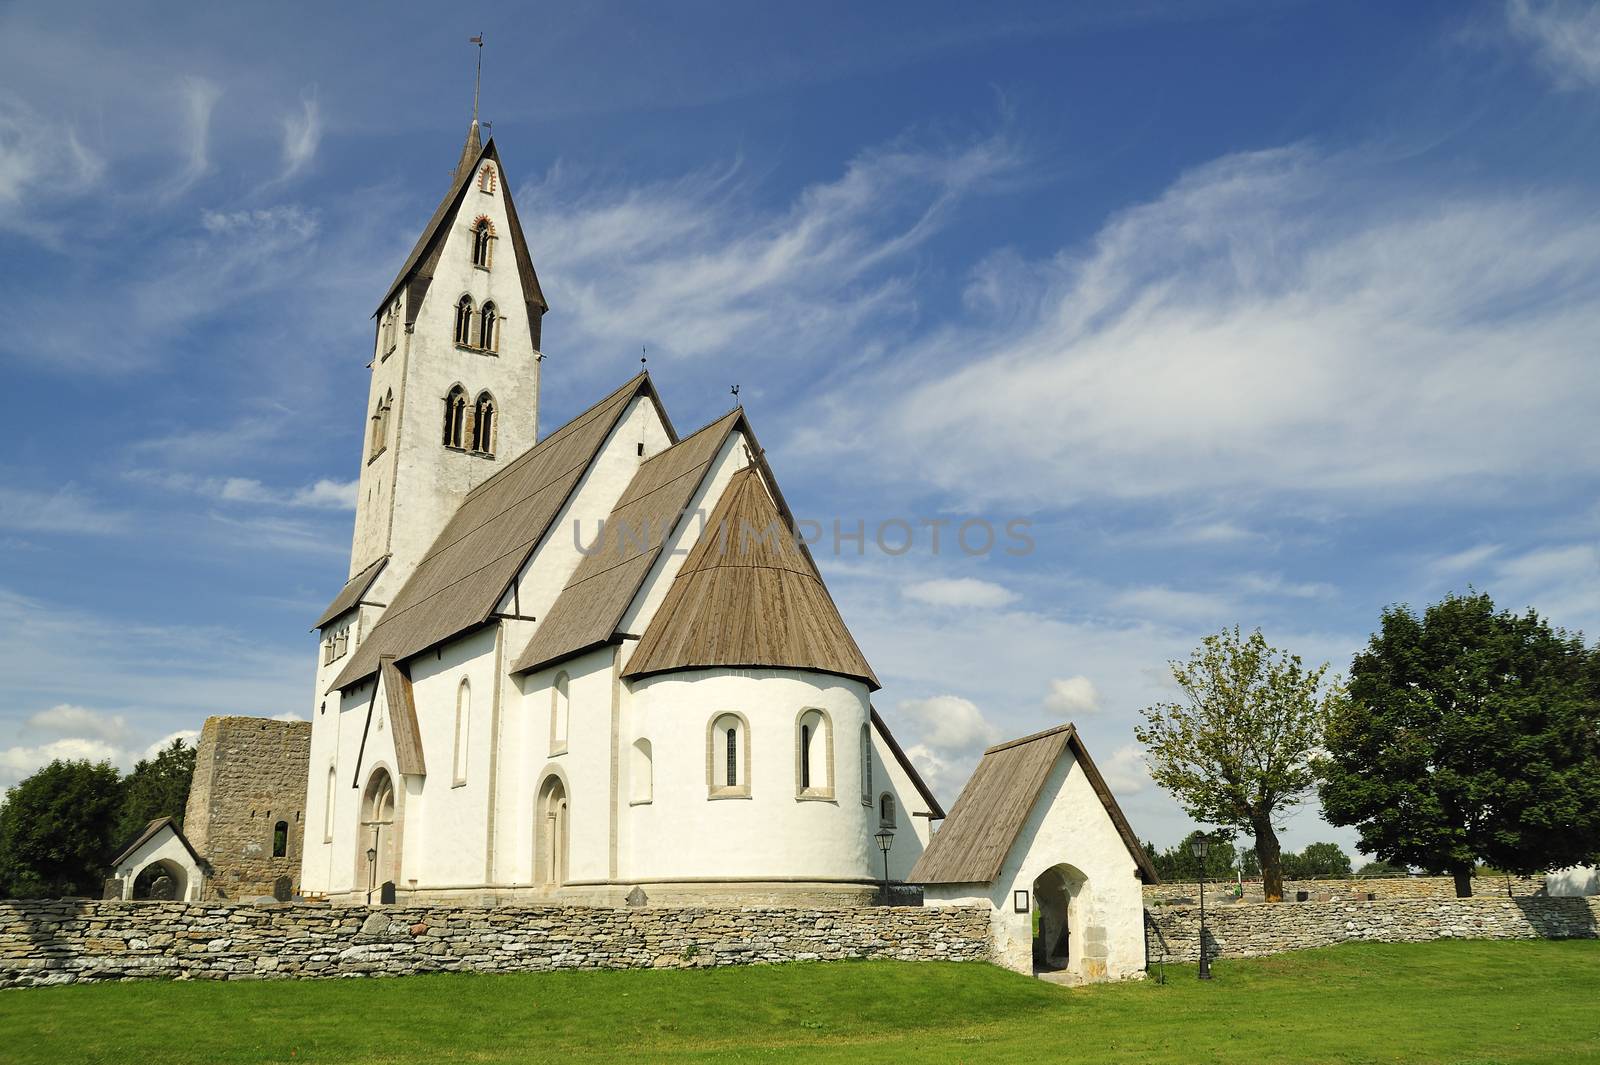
[1145,896,1600,963]
[184,717,312,900]
[0,900,990,988]
[1143,874,1544,904]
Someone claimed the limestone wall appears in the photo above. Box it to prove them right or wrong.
[184,717,313,900]
[1142,874,1544,905]
[1145,896,1600,963]
[0,900,989,988]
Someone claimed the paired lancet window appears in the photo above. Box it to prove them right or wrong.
[452,293,500,351]
[471,217,494,269]
[443,385,468,448]
[442,385,497,455]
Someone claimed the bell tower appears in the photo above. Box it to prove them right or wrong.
[346,118,549,592]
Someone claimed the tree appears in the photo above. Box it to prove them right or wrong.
[0,760,126,898]
[115,739,195,845]
[1356,860,1409,877]
[1143,832,1237,883]
[1285,842,1352,879]
[1318,592,1600,897]
[1137,627,1342,902]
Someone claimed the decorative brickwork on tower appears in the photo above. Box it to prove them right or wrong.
[183,717,312,900]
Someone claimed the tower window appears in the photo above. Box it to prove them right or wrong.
[479,301,498,352]
[471,217,494,269]
[369,389,392,461]
[272,820,289,858]
[454,295,475,346]
[443,385,468,448]
[478,163,497,194]
[879,792,897,828]
[471,392,496,455]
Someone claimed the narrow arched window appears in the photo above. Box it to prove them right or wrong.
[631,738,653,804]
[550,672,570,754]
[879,792,897,828]
[454,294,475,345]
[479,301,498,352]
[272,820,289,858]
[453,678,471,786]
[323,766,336,843]
[708,713,749,796]
[443,385,468,448]
[861,724,872,804]
[796,708,833,798]
[478,163,496,193]
[471,217,494,268]
[471,392,496,454]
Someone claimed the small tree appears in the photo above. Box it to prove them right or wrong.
[1318,593,1600,897]
[1137,627,1342,902]
[1290,842,1352,879]
[115,739,195,844]
[0,760,126,898]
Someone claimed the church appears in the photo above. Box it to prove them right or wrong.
[299,116,947,907]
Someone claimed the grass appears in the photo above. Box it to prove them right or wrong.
[1,940,1597,1064]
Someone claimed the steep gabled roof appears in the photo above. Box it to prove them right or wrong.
[871,706,945,820]
[512,408,746,675]
[331,373,668,692]
[313,555,388,631]
[375,128,547,323]
[908,723,1159,886]
[111,816,203,870]
[622,466,879,689]
[381,656,426,777]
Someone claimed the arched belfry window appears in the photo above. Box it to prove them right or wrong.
[479,301,498,352]
[478,163,497,194]
[454,294,475,346]
[707,712,750,798]
[471,217,494,269]
[443,385,468,448]
[471,392,496,455]
[796,708,834,799]
[879,792,897,828]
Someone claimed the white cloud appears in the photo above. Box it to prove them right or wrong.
[1097,742,1150,797]
[1507,0,1600,88]
[127,470,356,511]
[1489,542,1600,632]
[1428,543,1502,577]
[0,738,124,787]
[24,704,133,743]
[1236,573,1336,600]
[1111,585,1233,623]
[164,76,221,199]
[805,145,1600,509]
[895,694,1003,753]
[0,484,125,535]
[278,93,321,180]
[0,94,104,235]
[1043,675,1100,716]
[902,577,1019,609]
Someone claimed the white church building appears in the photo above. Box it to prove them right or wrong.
[298,117,1157,983]
[299,118,946,907]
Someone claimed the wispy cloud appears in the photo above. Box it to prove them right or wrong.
[164,76,221,199]
[129,470,357,511]
[0,484,124,535]
[902,577,1018,609]
[278,92,321,181]
[1043,675,1101,716]
[1507,0,1600,89]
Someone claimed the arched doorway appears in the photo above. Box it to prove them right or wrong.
[360,769,399,900]
[1032,863,1088,975]
[131,859,188,901]
[536,774,568,888]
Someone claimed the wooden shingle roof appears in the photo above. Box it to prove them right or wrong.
[908,723,1158,886]
[511,408,746,676]
[111,816,203,870]
[621,466,879,689]
[313,554,388,631]
[381,656,426,777]
[330,373,666,692]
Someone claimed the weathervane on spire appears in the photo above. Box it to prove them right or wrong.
[469,33,485,127]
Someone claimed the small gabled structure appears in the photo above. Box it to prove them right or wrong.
[110,817,206,902]
[912,723,1156,981]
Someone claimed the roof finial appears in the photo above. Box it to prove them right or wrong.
[731,384,741,400]
[469,34,485,129]
[641,345,648,367]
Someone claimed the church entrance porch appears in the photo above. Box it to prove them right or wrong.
[359,769,401,902]
[131,859,188,901]
[1032,863,1092,979]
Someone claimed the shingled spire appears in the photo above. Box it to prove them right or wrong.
[454,118,483,185]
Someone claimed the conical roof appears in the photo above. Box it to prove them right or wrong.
[623,467,879,689]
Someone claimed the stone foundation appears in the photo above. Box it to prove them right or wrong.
[1145,895,1600,963]
[0,899,990,988]
[1143,874,1544,905]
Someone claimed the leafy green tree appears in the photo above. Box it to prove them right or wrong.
[0,760,126,898]
[1285,842,1352,879]
[1137,627,1343,902]
[1144,832,1237,884]
[114,739,195,844]
[1318,593,1600,897]
[1356,860,1409,877]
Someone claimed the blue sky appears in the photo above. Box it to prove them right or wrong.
[3,0,1599,859]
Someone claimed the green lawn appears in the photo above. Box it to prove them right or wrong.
[2,940,1597,1064]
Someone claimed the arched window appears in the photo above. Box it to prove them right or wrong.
[471,217,494,268]
[323,765,336,843]
[272,820,289,858]
[631,738,653,804]
[860,723,872,804]
[708,712,750,797]
[796,708,834,799]
[550,672,569,755]
[369,390,392,460]
[470,392,496,454]
[478,301,498,352]
[454,294,475,346]
[453,678,471,786]
[879,792,897,828]
[478,163,497,194]
[443,385,468,448]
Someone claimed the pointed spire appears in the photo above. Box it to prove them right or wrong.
[454,118,483,183]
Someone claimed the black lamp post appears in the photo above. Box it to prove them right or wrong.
[366,846,377,906]
[1190,835,1212,980]
[874,828,894,905]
